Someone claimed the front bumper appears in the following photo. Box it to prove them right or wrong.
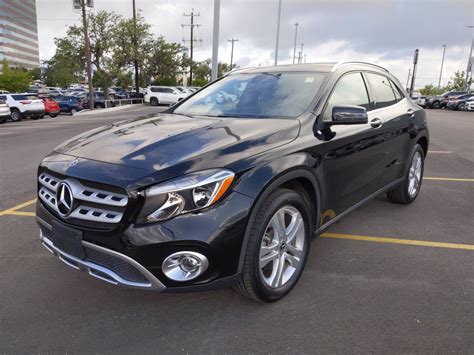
[39,219,165,290]
[36,188,254,291]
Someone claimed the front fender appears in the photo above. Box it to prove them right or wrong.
[233,153,323,273]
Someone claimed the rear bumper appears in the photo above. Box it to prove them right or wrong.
[23,109,45,116]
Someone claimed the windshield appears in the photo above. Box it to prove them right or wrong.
[173,72,326,118]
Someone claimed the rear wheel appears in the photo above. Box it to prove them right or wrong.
[10,109,22,122]
[386,144,424,204]
[432,101,441,109]
[458,102,465,111]
[49,113,58,118]
[150,97,159,106]
[234,189,311,302]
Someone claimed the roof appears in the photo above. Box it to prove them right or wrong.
[232,61,389,74]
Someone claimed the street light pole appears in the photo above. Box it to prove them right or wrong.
[274,0,282,66]
[299,43,304,64]
[292,22,298,64]
[464,26,473,91]
[211,0,220,81]
[80,0,94,110]
[438,44,446,89]
[228,38,238,68]
[132,0,139,95]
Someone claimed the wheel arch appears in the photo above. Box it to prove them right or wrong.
[235,155,322,273]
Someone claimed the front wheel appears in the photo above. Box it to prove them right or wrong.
[458,102,465,111]
[150,97,159,106]
[234,189,311,302]
[386,144,424,204]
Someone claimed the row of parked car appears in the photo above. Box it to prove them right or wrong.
[412,91,474,111]
[0,93,88,123]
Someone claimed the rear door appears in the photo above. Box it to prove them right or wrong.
[322,72,388,215]
[364,72,416,187]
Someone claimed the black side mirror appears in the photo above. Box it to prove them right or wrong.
[331,105,368,125]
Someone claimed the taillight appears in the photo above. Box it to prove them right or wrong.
[19,100,32,104]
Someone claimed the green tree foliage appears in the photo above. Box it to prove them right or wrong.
[192,60,237,85]
[418,84,444,96]
[30,67,42,81]
[446,70,471,91]
[44,36,83,87]
[0,61,31,92]
[115,71,133,89]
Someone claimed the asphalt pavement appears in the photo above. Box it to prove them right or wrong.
[0,106,473,353]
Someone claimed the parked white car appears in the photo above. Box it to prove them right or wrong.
[144,86,187,106]
[3,93,45,122]
[0,95,10,123]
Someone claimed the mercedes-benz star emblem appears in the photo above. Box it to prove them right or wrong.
[56,182,74,217]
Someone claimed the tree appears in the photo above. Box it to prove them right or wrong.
[419,84,444,96]
[145,36,184,85]
[115,71,133,89]
[445,70,471,91]
[0,61,31,92]
[44,36,83,88]
[30,67,42,81]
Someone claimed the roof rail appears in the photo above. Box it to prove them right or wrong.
[331,61,389,73]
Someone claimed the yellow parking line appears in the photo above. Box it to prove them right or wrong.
[5,211,36,217]
[321,232,474,251]
[424,177,474,182]
[0,199,37,216]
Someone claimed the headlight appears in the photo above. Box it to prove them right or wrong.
[137,169,235,223]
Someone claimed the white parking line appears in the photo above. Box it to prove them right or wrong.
[428,151,453,154]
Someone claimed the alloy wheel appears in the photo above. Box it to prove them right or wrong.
[259,206,305,288]
[408,151,422,197]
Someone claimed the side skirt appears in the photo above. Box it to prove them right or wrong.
[315,177,404,235]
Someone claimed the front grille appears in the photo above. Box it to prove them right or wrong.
[38,172,128,225]
[85,247,148,283]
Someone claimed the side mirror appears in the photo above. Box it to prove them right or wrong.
[331,105,368,125]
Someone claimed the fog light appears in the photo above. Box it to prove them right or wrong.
[162,251,209,281]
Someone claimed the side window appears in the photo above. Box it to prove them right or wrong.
[366,73,398,109]
[164,88,174,94]
[324,72,370,120]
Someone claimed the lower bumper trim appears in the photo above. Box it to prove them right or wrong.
[39,229,166,291]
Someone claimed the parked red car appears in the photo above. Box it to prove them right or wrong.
[41,97,60,117]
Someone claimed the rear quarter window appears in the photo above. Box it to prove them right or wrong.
[366,73,398,109]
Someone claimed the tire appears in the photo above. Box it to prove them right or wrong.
[432,101,441,109]
[70,108,77,115]
[458,103,465,111]
[150,97,159,106]
[49,113,58,118]
[234,188,311,302]
[386,144,425,204]
[0,117,6,124]
[10,109,22,122]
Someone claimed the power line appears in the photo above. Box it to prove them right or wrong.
[182,9,202,86]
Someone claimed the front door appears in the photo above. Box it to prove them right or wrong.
[320,72,388,216]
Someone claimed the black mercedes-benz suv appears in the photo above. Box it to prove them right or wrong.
[36,62,428,302]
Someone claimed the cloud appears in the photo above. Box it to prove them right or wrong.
[36,0,473,88]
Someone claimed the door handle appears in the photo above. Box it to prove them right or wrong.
[407,109,415,118]
[370,118,382,128]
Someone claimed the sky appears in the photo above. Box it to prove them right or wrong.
[36,0,474,88]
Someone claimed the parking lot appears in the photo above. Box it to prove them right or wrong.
[0,107,473,353]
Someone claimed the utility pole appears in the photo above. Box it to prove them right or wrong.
[292,22,299,64]
[183,9,201,86]
[79,0,94,110]
[409,49,419,97]
[274,0,282,66]
[211,0,220,81]
[132,0,139,95]
[406,68,411,92]
[299,43,304,63]
[228,38,238,67]
[464,26,473,91]
[438,44,446,89]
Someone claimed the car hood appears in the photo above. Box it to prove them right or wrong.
[53,113,300,174]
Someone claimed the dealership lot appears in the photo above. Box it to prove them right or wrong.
[0,108,473,353]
